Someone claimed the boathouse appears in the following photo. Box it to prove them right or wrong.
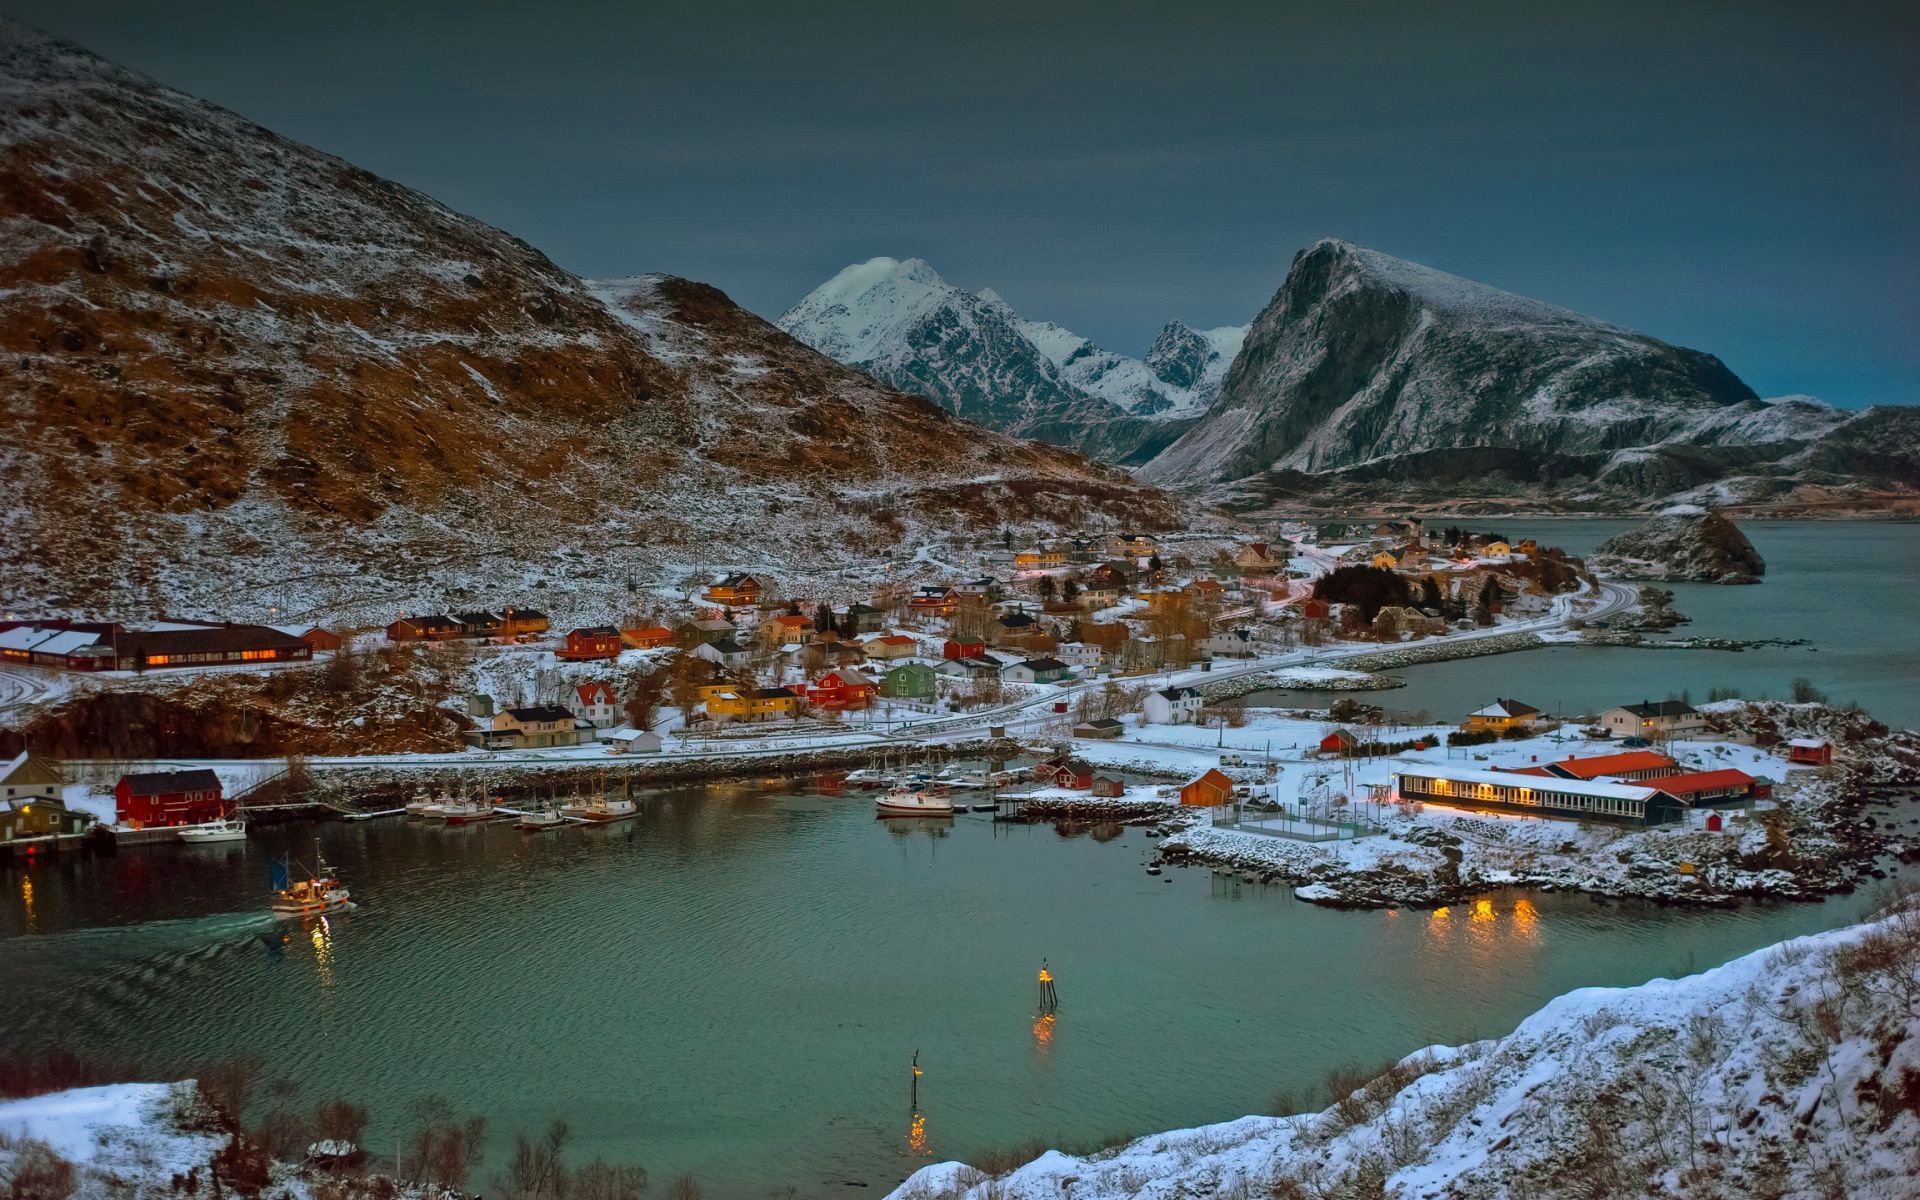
[1788,738,1833,765]
[1179,768,1236,807]
[113,769,227,828]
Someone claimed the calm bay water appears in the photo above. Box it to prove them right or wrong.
[1259,520,1920,729]
[4,520,1914,1197]
[0,780,1905,1197]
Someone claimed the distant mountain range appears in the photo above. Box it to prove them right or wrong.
[786,244,1917,512]
[0,21,1171,621]
[777,257,1244,463]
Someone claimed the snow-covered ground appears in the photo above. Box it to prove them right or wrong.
[0,1083,218,1183]
[889,895,1920,1200]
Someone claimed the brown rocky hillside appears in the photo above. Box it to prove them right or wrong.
[0,20,1171,625]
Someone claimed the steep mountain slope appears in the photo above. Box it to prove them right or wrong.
[1141,239,1906,510]
[776,257,1220,462]
[0,22,1172,624]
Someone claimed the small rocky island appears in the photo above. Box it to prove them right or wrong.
[1588,507,1766,583]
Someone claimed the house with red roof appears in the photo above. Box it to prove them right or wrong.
[1543,751,1678,783]
[808,669,876,710]
[569,682,621,729]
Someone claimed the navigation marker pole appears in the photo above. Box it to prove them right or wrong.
[1038,959,1058,1014]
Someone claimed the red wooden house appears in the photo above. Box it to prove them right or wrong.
[1300,599,1331,621]
[388,614,461,642]
[1179,768,1235,807]
[807,669,876,710]
[1319,729,1358,755]
[114,769,227,828]
[942,638,986,660]
[1787,738,1833,765]
[621,626,674,650]
[558,626,622,661]
[1033,756,1094,790]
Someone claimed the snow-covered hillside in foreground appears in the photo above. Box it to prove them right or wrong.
[890,896,1920,1200]
[776,257,1242,461]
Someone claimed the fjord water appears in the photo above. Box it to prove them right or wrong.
[1264,519,1920,729]
[0,784,1903,1197]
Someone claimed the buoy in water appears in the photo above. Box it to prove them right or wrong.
[1146,865,1162,875]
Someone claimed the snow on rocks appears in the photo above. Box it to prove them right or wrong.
[888,896,1920,1200]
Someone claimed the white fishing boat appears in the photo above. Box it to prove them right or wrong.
[562,775,637,824]
[438,778,498,824]
[519,792,565,831]
[843,765,894,789]
[269,842,352,917]
[875,784,956,817]
[178,817,247,844]
[404,786,441,818]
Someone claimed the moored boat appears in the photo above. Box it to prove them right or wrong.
[179,817,247,844]
[561,773,638,823]
[875,784,956,817]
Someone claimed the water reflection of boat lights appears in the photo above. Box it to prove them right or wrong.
[1471,898,1495,924]
[906,1110,928,1156]
[19,876,34,931]
[311,916,335,986]
[1033,1012,1056,1049]
[1513,897,1539,939]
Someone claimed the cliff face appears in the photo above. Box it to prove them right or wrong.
[1588,509,1767,583]
[1138,240,1906,511]
[0,22,1172,621]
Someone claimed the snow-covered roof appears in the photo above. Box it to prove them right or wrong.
[1395,765,1660,803]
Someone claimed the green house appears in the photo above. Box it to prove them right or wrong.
[1,752,93,849]
[883,662,937,701]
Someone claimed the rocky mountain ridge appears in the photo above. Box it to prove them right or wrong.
[1140,239,1914,512]
[776,256,1243,462]
[0,21,1173,623]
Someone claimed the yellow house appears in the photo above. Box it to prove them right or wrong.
[708,687,804,723]
[1370,551,1400,569]
[1484,542,1513,559]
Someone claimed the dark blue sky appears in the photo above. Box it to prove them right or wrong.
[9,1,1916,406]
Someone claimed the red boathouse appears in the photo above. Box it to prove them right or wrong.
[114,769,227,828]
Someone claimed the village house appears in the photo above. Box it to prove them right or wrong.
[1299,598,1331,621]
[756,613,817,649]
[454,611,504,639]
[558,626,623,662]
[808,668,877,710]
[861,634,918,660]
[114,769,227,828]
[604,726,664,754]
[272,624,343,653]
[941,638,986,660]
[687,617,738,646]
[1182,578,1226,606]
[841,603,887,635]
[1014,547,1067,569]
[1370,550,1400,570]
[1106,533,1156,560]
[1179,768,1236,807]
[989,611,1049,650]
[1234,542,1283,571]
[499,608,550,638]
[1003,657,1071,685]
[1073,717,1124,740]
[466,704,589,750]
[569,682,621,729]
[1143,686,1204,726]
[1,753,93,852]
[621,626,675,650]
[1078,582,1122,610]
[1319,729,1359,755]
[703,573,764,606]
[909,585,960,614]
[1788,738,1833,765]
[1600,699,1707,739]
[386,614,462,642]
[1034,756,1094,789]
[882,662,937,701]
[1055,641,1103,669]
[693,637,751,670]
[1090,774,1127,797]
[938,654,1007,680]
[1466,698,1545,732]
[1483,541,1514,560]
[0,619,316,671]
[1204,628,1259,659]
[1653,768,1762,806]
[956,578,999,604]
[708,686,805,723]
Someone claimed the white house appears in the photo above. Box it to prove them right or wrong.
[1055,641,1103,668]
[694,638,751,670]
[1002,657,1071,685]
[603,726,663,754]
[569,682,621,729]
[1203,628,1259,659]
[1143,686,1203,726]
[1600,700,1707,738]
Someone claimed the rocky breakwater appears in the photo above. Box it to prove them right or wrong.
[1588,508,1766,583]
